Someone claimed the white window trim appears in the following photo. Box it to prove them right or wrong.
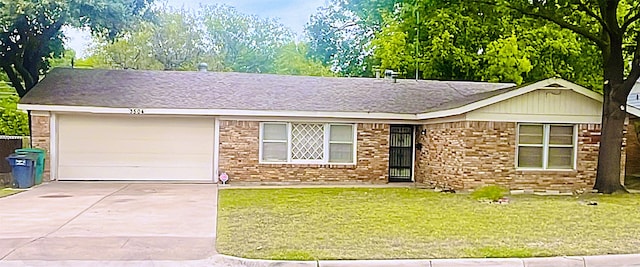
[516,123,577,171]
[328,123,358,164]
[259,122,358,165]
[259,122,289,163]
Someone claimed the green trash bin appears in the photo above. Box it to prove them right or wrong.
[15,148,46,185]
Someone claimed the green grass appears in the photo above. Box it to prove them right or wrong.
[0,187,20,198]
[217,188,640,260]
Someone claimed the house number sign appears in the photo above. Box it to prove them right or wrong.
[129,108,144,115]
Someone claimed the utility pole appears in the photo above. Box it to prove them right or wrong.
[415,9,420,80]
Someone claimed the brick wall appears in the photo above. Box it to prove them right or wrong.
[460,122,517,189]
[416,121,603,192]
[414,122,467,188]
[625,116,640,177]
[31,113,51,181]
[218,120,389,183]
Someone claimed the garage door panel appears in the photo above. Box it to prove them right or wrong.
[66,126,212,140]
[59,153,210,167]
[58,166,209,181]
[57,115,214,181]
[60,139,213,154]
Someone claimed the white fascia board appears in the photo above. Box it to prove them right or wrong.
[628,105,640,117]
[17,104,419,120]
[416,79,559,120]
[18,104,131,114]
[416,78,604,120]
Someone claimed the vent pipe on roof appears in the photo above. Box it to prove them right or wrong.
[375,68,381,79]
[197,62,208,72]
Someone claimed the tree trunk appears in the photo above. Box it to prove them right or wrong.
[593,23,629,194]
[594,93,627,193]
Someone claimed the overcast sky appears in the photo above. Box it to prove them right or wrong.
[65,0,327,58]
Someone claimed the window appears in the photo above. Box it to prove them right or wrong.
[260,122,356,164]
[329,125,354,163]
[517,124,575,169]
[261,123,288,162]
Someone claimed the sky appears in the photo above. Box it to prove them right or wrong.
[65,0,327,58]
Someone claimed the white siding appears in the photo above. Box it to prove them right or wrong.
[466,89,602,123]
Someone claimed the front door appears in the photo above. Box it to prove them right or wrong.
[389,125,413,182]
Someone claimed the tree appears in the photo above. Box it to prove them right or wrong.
[88,7,205,71]
[89,23,162,70]
[483,35,533,84]
[0,72,28,136]
[306,0,400,76]
[402,0,634,193]
[0,0,154,97]
[0,95,29,136]
[273,42,334,76]
[370,2,600,85]
[200,4,294,73]
[468,1,640,193]
[150,8,204,70]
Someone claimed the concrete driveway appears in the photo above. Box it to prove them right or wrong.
[0,182,218,262]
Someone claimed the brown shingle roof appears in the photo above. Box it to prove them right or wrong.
[20,68,516,114]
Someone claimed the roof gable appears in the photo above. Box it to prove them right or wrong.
[416,78,628,119]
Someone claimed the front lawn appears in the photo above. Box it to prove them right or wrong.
[0,187,19,198]
[217,188,640,260]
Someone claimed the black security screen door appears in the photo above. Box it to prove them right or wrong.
[389,125,413,182]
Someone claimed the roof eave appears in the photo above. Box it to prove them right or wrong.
[17,104,420,120]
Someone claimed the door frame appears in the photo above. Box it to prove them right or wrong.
[388,125,415,182]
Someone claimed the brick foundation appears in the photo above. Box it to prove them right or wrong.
[218,120,389,183]
[416,121,604,192]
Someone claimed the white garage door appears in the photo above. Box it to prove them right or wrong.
[57,115,214,181]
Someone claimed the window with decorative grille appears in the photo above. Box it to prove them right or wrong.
[291,123,324,160]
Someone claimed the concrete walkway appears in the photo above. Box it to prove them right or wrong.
[0,182,218,263]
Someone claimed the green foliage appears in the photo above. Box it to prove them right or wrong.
[150,8,205,70]
[89,6,205,71]
[48,49,76,69]
[423,30,480,81]
[305,0,399,77]
[483,35,532,84]
[201,4,293,73]
[371,14,413,73]
[88,4,297,74]
[0,0,154,96]
[471,186,508,202]
[89,22,162,70]
[0,95,29,136]
[273,43,334,77]
[368,1,603,87]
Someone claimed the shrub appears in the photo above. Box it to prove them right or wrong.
[471,185,508,202]
[0,96,29,136]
